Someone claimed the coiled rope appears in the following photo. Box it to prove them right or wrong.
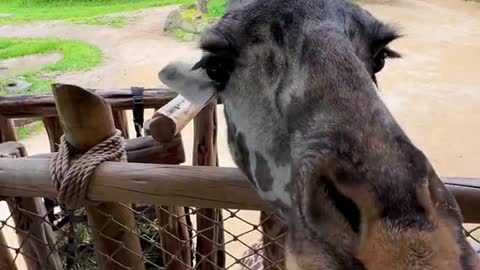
[50,129,126,209]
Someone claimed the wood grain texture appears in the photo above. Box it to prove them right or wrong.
[52,83,145,270]
[145,95,203,143]
[0,158,479,222]
[0,159,269,210]
[0,115,17,142]
[0,88,175,118]
[0,231,17,270]
[193,101,225,270]
[0,141,62,270]
[42,117,63,152]
[113,110,130,139]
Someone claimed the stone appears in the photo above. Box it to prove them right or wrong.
[180,20,199,33]
[197,21,211,33]
[2,77,32,94]
[164,9,182,31]
[183,33,196,42]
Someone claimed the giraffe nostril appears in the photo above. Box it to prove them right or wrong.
[353,258,367,270]
[323,179,361,233]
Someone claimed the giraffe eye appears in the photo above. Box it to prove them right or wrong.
[193,54,234,89]
[205,56,231,84]
[371,47,401,74]
[373,49,386,74]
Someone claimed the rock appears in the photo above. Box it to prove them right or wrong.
[2,78,32,94]
[197,21,211,33]
[164,9,182,31]
[180,20,199,33]
[183,33,196,42]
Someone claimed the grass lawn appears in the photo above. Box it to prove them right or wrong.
[0,0,195,26]
[17,121,44,140]
[0,38,102,95]
[206,0,227,19]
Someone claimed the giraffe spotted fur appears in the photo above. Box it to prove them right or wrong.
[159,0,480,269]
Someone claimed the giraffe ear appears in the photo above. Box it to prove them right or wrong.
[158,61,218,106]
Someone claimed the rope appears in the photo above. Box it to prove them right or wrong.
[50,129,126,210]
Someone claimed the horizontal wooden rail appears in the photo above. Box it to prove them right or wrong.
[0,158,269,210]
[0,87,176,118]
[0,158,480,222]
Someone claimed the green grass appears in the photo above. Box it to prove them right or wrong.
[0,0,194,26]
[206,0,227,19]
[0,38,102,95]
[71,15,127,28]
[17,121,44,140]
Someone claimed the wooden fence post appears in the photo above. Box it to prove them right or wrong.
[0,122,62,270]
[0,211,17,270]
[52,84,145,270]
[113,110,130,139]
[193,101,225,270]
[42,117,63,152]
[0,115,17,142]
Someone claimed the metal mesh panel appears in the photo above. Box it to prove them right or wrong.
[0,198,287,270]
[1,198,479,270]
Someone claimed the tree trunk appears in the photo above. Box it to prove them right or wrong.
[198,0,208,14]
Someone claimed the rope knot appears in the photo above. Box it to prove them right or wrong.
[50,130,126,209]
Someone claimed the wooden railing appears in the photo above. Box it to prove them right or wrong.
[0,84,479,270]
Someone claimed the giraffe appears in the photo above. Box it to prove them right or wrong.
[159,0,480,269]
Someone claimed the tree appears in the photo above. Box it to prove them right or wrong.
[198,0,208,14]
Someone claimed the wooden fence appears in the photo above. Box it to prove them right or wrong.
[0,84,479,270]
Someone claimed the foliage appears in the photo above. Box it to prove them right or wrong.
[206,0,227,19]
[0,0,195,26]
[16,121,44,139]
[0,38,102,95]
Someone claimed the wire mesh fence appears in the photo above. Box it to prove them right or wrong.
[0,198,287,270]
[1,197,479,270]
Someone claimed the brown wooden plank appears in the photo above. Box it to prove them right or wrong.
[0,88,176,118]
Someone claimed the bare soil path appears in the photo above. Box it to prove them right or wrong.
[0,0,477,176]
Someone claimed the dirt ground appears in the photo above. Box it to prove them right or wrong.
[0,0,479,267]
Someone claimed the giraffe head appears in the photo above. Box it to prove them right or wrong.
[159,0,479,269]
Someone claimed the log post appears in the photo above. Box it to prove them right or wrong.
[0,226,17,270]
[52,84,145,270]
[193,101,225,270]
[113,110,130,139]
[42,117,63,152]
[125,134,191,270]
[40,117,63,230]
[0,115,17,142]
[143,96,198,270]
[156,205,191,270]
[0,141,62,270]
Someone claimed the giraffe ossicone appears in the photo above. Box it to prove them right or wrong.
[158,61,217,107]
